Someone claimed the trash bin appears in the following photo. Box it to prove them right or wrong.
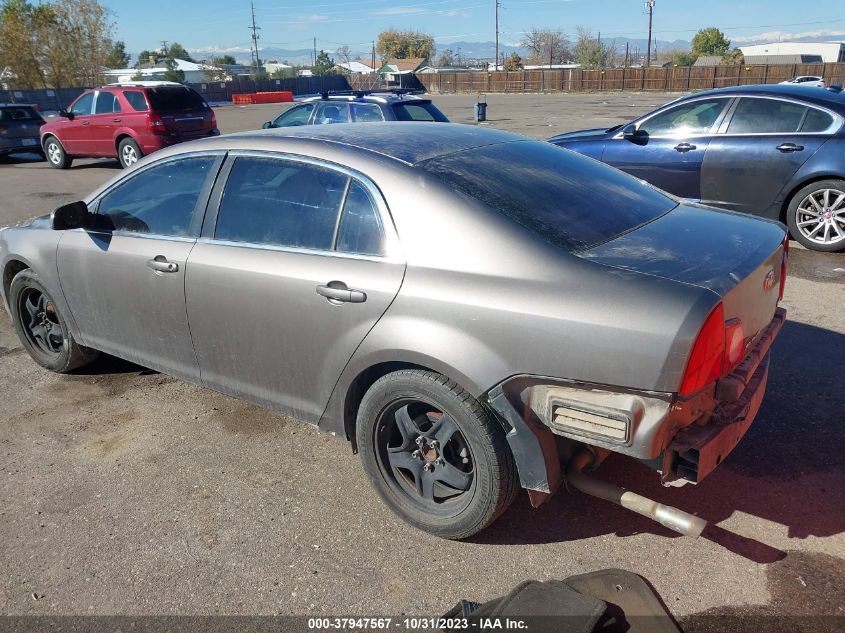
[475,93,487,122]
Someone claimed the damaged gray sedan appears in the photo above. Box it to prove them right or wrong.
[0,123,788,539]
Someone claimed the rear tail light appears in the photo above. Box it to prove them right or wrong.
[148,113,167,135]
[778,237,789,302]
[679,303,747,396]
[210,111,217,129]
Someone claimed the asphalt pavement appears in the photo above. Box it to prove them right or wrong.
[0,93,843,628]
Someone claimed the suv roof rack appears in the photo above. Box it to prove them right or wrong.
[102,81,184,88]
[317,88,425,100]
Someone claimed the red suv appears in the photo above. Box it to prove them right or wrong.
[40,82,219,169]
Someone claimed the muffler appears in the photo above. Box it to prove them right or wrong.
[566,449,707,538]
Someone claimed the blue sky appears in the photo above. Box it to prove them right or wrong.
[103,0,845,60]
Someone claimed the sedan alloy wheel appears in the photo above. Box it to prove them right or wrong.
[795,188,845,247]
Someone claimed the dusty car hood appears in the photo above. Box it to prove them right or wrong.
[548,127,612,144]
[577,203,787,295]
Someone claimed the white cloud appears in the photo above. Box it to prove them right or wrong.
[373,7,426,15]
[735,29,845,43]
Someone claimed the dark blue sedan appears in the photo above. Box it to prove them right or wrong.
[549,85,845,252]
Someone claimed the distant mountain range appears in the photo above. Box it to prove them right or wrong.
[192,33,843,66]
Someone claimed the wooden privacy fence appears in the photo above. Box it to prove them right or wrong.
[418,62,845,94]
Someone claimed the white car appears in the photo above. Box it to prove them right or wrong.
[780,76,825,87]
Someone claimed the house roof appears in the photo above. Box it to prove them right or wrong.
[336,61,376,73]
[384,57,427,72]
[693,55,724,67]
[743,54,823,64]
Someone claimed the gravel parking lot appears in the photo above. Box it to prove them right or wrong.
[1,93,844,628]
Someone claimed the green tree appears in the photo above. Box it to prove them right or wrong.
[218,54,237,65]
[137,49,159,65]
[670,51,696,67]
[721,47,744,65]
[376,28,435,61]
[573,27,611,68]
[312,49,334,76]
[691,27,731,57]
[503,52,523,71]
[166,41,193,62]
[437,48,455,67]
[104,39,130,68]
[162,57,184,82]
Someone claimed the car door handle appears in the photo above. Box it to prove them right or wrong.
[674,143,697,152]
[316,282,366,304]
[112,118,121,123]
[776,143,804,153]
[147,257,179,273]
[81,120,90,126]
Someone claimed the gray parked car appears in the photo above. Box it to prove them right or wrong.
[0,123,788,539]
[0,104,45,159]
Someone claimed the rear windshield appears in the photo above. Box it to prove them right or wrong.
[0,106,41,121]
[419,141,677,252]
[393,102,449,122]
[146,87,208,112]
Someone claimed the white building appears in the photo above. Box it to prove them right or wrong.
[739,42,845,63]
[103,59,225,84]
[263,62,293,75]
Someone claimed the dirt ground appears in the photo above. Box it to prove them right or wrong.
[0,93,844,628]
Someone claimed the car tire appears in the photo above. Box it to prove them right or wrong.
[356,369,519,540]
[117,137,142,168]
[43,136,72,170]
[9,269,98,373]
[786,179,845,252]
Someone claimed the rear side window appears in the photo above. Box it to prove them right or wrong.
[146,87,207,112]
[639,98,728,136]
[336,181,385,256]
[315,103,349,124]
[69,92,94,116]
[96,157,215,236]
[94,92,121,114]
[0,106,40,121]
[393,102,448,122]
[420,141,677,252]
[350,103,385,123]
[801,108,835,133]
[215,156,348,250]
[727,98,806,134]
[123,91,149,112]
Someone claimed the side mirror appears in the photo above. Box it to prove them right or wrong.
[622,123,648,142]
[261,121,272,129]
[59,109,74,120]
[51,201,90,230]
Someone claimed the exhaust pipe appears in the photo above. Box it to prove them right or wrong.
[566,449,707,538]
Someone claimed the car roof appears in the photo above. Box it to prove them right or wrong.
[688,84,845,110]
[225,121,524,165]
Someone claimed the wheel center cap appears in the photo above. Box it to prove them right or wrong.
[823,211,832,220]
[421,443,438,462]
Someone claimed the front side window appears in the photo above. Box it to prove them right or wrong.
[727,98,807,134]
[336,181,385,256]
[123,91,149,112]
[96,157,215,236]
[315,102,349,124]
[273,104,314,127]
[215,156,348,250]
[638,98,728,137]
[94,92,120,114]
[70,92,94,116]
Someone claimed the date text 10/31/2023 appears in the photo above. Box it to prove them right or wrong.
[307,617,529,630]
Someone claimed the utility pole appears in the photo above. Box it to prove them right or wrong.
[248,2,261,70]
[494,0,500,70]
[624,41,629,67]
[160,41,168,58]
[645,0,655,68]
[313,37,318,67]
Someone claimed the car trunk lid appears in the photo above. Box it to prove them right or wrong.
[0,107,43,141]
[578,203,787,341]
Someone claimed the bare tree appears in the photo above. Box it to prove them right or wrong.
[520,27,570,66]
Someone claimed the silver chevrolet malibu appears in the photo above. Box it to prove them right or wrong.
[0,123,788,539]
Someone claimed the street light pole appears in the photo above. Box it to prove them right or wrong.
[645,0,655,68]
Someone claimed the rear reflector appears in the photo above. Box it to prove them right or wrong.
[679,303,726,396]
[551,400,630,442]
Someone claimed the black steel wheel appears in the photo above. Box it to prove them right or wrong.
[9,269,98,372]
[356,369,518,539]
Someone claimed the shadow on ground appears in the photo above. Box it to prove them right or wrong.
[473,320,845,563]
